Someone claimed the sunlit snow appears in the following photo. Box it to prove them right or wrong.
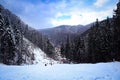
[0,62,120,80]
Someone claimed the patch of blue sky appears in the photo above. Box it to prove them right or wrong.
[57,15,71,20]
[0,0,119,29]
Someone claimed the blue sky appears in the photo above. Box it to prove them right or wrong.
[0,0,118,29]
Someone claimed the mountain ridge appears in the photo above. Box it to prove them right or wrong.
[39,23,92,47]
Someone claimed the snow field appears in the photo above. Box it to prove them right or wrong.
[0,62,120,80]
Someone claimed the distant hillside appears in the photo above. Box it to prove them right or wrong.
[39,24,92,47]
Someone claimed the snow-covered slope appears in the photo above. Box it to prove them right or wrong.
[0,62,120,80]
[23,37,58,65]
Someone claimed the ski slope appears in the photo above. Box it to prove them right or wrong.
[0,62,120,80]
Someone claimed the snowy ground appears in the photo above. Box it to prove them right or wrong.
[0,62,120,80]
[23,37,58,65]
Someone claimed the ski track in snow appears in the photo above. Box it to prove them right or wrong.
[0,62,120,80]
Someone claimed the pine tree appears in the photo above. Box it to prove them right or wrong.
[65,35,71,59]
[46,39,54,55]
[0,9,4,62]
[60,43,65,57]
[103,17,112,61]
[113,1,120,61]
[72,37,82,62]
[88,24,96,63]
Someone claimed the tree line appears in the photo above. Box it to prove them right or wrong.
[61,1,120,63]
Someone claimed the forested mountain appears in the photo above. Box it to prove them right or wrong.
[40,24,91,47]
[0,4,56,65]
[60,1,120,63]
[0,1,120,65]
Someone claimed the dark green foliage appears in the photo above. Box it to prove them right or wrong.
[60,1,120,63]
[113,1,120,61]
[60,43,65,57]
[88,18,113,63]
[61,35,85,63]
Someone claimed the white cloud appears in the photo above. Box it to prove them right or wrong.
[94,0,109,7]
[1,0,116,29]
[51,8,113,26]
